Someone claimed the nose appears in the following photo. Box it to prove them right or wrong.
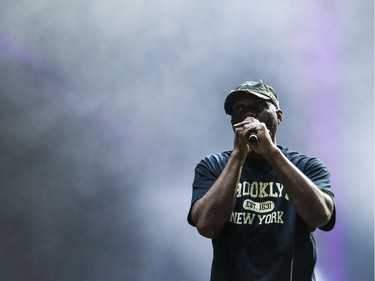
[243,110,257,119]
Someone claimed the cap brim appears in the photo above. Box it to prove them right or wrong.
[224,90,271,115]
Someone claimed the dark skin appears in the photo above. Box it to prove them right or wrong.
[191,96,335,238]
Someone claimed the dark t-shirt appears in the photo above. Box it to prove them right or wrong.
[188,146,335,281]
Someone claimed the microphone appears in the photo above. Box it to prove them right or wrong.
[248,132,258,144]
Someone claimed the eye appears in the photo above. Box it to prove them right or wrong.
[253,101,267,111]
[233,105,246,116]
[232,100,267,117]
[235,105,245,112]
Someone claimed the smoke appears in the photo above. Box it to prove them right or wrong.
[0,0,373,280]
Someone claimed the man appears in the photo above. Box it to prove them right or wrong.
[187,80,336,281]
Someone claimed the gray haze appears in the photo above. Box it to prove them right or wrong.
[0,0,373,280]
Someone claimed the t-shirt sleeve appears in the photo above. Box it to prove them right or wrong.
[187,153,229,226]
[303,157,336,231]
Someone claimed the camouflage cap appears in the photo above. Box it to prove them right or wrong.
[224,80,280,115]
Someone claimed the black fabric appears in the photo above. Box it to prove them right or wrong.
[187,146,335,281]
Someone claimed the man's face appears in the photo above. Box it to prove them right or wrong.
[230,96,282,141]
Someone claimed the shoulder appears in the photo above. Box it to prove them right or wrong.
[279,145,307,160]
[279,146,332,194]
[200,151,232,165]
[279,146,327,171]
[195,151,232,173]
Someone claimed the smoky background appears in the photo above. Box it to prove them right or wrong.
[0,0,373,280]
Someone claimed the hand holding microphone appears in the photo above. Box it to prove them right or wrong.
[248,131,258,144]
[234,116,276,158]
[233,117,260,144]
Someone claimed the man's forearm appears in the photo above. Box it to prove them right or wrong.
[265,148,334,228]
[191,151,246,238]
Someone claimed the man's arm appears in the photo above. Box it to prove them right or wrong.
[190,121,251,238]
[190,150,244,238]
[264,148,334,228]
[191,116,334,237]
[247,119,334,229]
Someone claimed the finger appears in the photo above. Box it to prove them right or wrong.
[233,118,259,128]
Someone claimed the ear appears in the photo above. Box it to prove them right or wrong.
[276,109,283,124]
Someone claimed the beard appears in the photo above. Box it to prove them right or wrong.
[265,116,278,142]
